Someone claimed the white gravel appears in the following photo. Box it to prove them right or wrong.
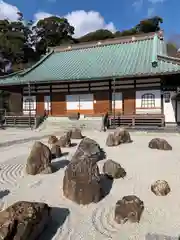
[0,129,179,239]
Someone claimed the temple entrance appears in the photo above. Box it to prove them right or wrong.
[66,94,94,114]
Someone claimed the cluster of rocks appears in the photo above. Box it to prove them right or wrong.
[106,127,173,151]
[114,179,171,224]
[25,128,84,175]
[48,131,71,148]
[104,128,172,224]
[0,128,84,239]
[48,128,83,148]
[0,127,174,239]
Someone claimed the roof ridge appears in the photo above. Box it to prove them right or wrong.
[19,50,54,77]
[53,31,164,53]
[53,36,158,54]
[157,54,180,65]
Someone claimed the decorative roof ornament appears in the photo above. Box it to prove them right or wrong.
[158,30,163,40]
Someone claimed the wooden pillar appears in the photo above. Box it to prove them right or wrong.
[28,83,32,129]
[21,86,23,115]
[35,85,37,116]
[88,82,91,92]
[175,87,178,123]
[134,79,136,115]
[109,79,112,113]
[113,78,116,125]
[160,79,164,115]
[50,84,52,115]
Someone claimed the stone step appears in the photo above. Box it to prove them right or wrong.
[37,117,103,132]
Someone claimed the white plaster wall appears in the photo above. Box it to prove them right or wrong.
[163,91,176,123]
[112,92,122,110]
[66,95,79,110]
[44,95,51,111]
[136,90,161,114]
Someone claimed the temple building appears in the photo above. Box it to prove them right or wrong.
[0,31,180,127]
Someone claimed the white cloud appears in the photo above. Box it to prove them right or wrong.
[34,10,116,37]
[0,0,19,21]
[147,7,155,16]
[132,0,143,11]
[65,10,116,37]
[34,12,52,21]
[0,1,116,37]
[133,0,167,16]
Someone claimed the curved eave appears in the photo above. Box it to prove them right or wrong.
[0,70,22,79]
[0,70,180,87]
[18,51,54,76]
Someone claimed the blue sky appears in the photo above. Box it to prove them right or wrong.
[0,0,179,39]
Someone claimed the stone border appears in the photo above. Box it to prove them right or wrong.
[145,233,179,240]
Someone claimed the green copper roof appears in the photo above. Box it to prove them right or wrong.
[1,33,180,86]
[0,72,20,85]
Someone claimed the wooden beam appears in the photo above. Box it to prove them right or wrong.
[50,84,52,115]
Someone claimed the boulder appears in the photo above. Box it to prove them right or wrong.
[51,144,62,159]
[48,135,58,146]
[114,127,132,143]
[26,141,52,175]
[114,195,144,224]
[58,131,71,147]
[106,133,121,147]
[72,137,105,163]
[148,138,172,150]
[151,180,171,196]
[103,160,126,179]
[71,128,83,139]
[63,154,103,205]
[0,201,51,240]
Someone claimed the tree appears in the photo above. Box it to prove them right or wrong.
[78,29,114,43]
[135,16,163,33]
[0,12,165,74]
[114,28,137,37]
[0,13,36,73]
[0,14,75,74]
[78,16,163,43]
[166,42,178,57]
[36,16,75,47]
[165,34,180,57]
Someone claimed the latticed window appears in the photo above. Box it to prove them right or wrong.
[141,93,155,108]
[24,98,34,110]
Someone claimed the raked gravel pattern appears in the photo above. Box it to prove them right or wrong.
[0,130,180,239]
